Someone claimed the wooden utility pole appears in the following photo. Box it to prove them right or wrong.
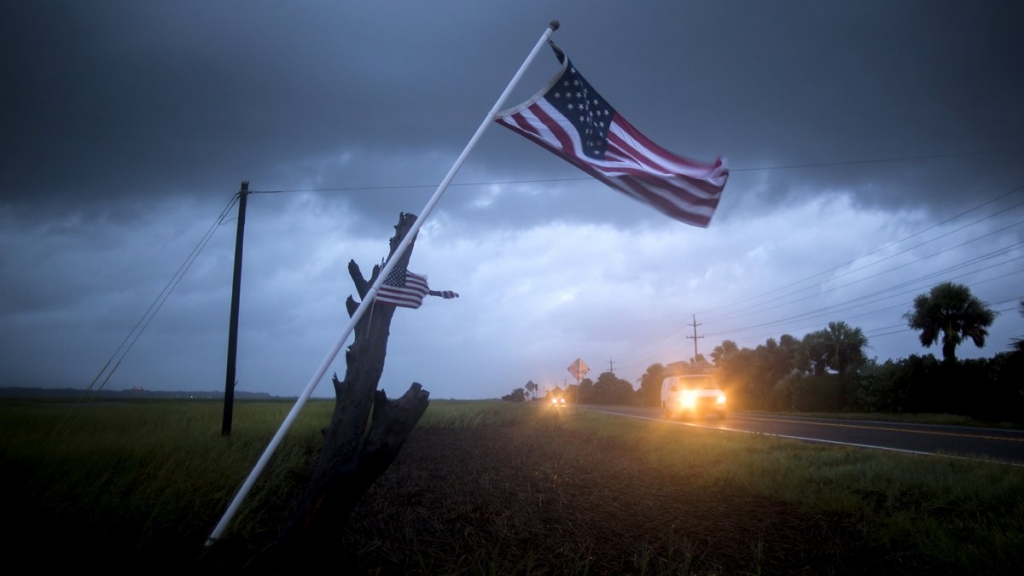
[686,314,704,363]
[222,181,249,436]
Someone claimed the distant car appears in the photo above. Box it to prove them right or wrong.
[661,374,726,420]
[550,396,566,407]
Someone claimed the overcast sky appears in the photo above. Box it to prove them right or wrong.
[2,1,1022,400]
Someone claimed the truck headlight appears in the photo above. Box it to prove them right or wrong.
[716,394,727,404]
[680,392,696,408]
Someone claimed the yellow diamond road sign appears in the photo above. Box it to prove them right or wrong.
[567,358,589,381]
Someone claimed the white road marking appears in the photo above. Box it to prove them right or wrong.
[583,407,1024,468]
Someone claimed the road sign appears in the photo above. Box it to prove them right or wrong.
[567,358,589,381]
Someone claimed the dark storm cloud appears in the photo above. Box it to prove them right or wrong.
[579,2,1024,215]
[5,1,1020,225]
[2,1,1023,397]
[1,2,517,214]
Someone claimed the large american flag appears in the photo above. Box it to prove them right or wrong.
[495,42,728,228]
[375,267,430,309]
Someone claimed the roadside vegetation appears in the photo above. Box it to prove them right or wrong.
[504,286,1024,427]
[3,398,1022,574]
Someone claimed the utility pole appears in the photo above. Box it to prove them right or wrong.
[222,181,249,436]
[607,357,615,374]
[686,314,704,363]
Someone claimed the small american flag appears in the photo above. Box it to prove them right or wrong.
[376,267,430,309]
[495,42,728,228]
[375,267,459,309]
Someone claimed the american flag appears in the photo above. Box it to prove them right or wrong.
[495,42,728,228]
[375,267,430,309]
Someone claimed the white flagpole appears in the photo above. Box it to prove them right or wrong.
[206,20,560,546]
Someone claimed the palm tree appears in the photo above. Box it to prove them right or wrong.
[822,321,868,375]
[904,282,997,363]
[802,330,830,376]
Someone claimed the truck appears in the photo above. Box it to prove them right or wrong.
[661,364,727,420]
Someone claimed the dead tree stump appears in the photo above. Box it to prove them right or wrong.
[274,212,431,552]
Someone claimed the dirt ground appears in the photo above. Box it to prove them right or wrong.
[330,423,905,575]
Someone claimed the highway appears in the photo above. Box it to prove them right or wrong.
[581,406,1024,465]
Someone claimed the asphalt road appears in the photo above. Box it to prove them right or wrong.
[581,405,1024,466]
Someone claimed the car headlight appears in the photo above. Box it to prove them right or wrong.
[717,394,727,404]
[680,392,696,408]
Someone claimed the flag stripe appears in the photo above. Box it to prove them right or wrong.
[494,43,728,228]
[376,269,430,309]
[498,102,722,226]
[525,103,579,158]
[607,118,728,195]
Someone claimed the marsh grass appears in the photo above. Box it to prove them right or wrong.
[2,400,312,562]
[567,410,1024,573]
[2,399,1021,574]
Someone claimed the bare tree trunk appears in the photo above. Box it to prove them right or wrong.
[255,213,430,567]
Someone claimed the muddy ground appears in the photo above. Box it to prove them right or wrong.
[321,424,915,575]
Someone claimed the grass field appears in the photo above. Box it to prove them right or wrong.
[2,398,1022,574]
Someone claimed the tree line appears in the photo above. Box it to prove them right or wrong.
[501,282,1024,423]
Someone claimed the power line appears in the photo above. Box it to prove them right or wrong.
[243,151,1019,379]
[56,193,240,436]
[250,150,1022,377]
[705,228,1024,329]
[247,148,1023,195]
[91,192,239,390]
[698,185,1024,321]
[611,184,1024,371]
[706,274,1024,353]
[862,296,1024,339]
[615,275,1023,377]
[709,267,1024,343]
[728,147,1023,173]
[693,230,1024,341]
[703,254,1024,341]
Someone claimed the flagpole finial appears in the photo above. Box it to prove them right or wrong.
[549,20,560,32]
